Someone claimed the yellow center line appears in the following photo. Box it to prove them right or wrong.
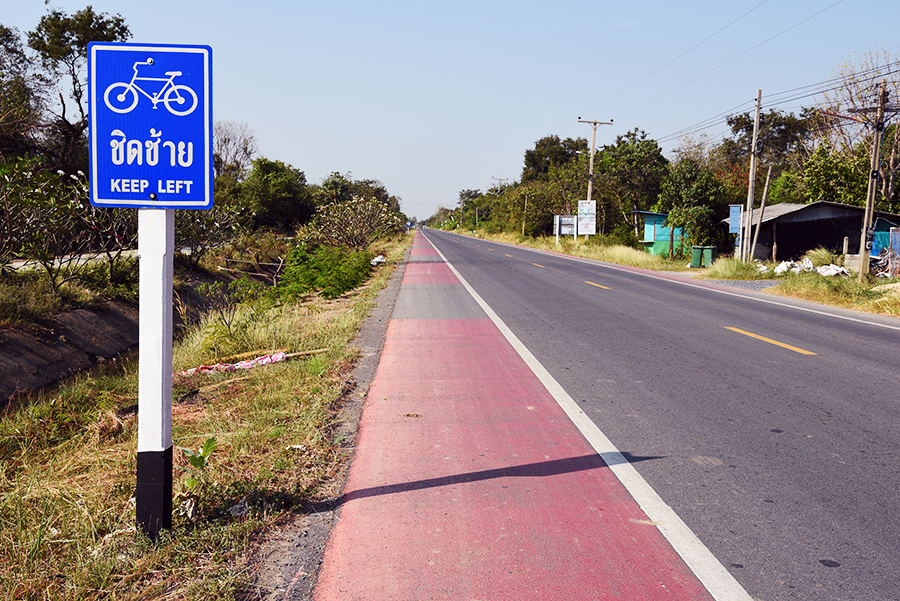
[532,263,546,268]
[724,327,818,355]
[585,281,611,290]
[505,254,513,257]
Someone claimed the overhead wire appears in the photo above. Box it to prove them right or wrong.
[613,0,848,124]
[492,0,886,185]
[578,0,770,118]
[657,59,900,145]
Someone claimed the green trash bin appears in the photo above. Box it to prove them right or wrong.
[691,246,703,268]
[702,246,717,267]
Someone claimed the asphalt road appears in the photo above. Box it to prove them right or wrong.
[423,228,900,601]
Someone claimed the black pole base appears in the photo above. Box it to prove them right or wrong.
[136,447,173,541]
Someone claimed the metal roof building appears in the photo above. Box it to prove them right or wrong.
[743,201,900,261]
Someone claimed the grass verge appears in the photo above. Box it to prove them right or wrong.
[769,272,900,316]
[0,232,412,600]
[459,230,687,271]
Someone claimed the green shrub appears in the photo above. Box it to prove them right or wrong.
[278,243,373,300]
[0,272,63,324]
[803,246,842,267]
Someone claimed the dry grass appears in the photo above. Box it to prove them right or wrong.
[463,229,685,271]
[0,232,412,600]
[769,271,900,316]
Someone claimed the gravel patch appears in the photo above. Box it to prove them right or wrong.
[707,279,782,291]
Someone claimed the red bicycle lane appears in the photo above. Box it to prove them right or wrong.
[311,230,718,600]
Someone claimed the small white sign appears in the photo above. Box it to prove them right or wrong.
[578,200,597,236]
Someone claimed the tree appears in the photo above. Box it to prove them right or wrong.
[801,139,870,207]
[175,203,243,268]
[350,177,400,213]
[27,6,130,173]
[596,129,668,236]
[318,172,354,205]
[456,189,483,227]
[0,25,46,159]
[817,47,900,210]
[654,158,728,248]
[719,108,816,171]
[241,158,315,232]
[521,135,587,183]
[213,120,258,180]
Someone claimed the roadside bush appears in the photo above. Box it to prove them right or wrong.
[175,203,245,269]
[0,272,62,324]
[78,258,139,301]
[194,278,270,356]
[300,196,404,249]
[804,246,842,267]
[278,243,373,300]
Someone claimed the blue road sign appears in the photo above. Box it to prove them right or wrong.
[729,204,742,234]
[88,43,212,209]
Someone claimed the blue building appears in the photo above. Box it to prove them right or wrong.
[633,211,687,257]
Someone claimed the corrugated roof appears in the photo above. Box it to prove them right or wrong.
[733,201,900,225]
[748,203,806,223]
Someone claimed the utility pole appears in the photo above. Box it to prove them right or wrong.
[578,118,613,203]
[852,80,889,281]
[522,193,528,236]
[492,177,508,192]
[750,166,773,261]
[743,90,762,261]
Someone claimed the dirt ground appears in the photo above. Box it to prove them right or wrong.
[242,255,406,601]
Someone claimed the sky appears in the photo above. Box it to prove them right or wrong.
[5,0,900,220]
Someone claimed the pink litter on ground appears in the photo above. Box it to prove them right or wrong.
[175,351,287,376]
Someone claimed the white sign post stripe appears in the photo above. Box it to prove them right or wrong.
[425,232,754,601]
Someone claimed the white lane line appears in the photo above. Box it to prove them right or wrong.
[424,232,754,601]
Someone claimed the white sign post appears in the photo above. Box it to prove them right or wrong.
[88,42,212,540]
[136,209,175,536]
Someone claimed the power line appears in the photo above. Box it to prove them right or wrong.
[613,0,848,122]
[657,58,900,145]
[578,0,770,118]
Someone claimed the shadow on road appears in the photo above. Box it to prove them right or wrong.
[312,452,664,511]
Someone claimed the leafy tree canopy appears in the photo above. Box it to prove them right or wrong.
[654,158,728,248]
[597,128,668,233]
[241,158,315,232]
[458,189,481,209]
[801,139,870,208]
[318,172,401,213]
[0,25,46,158]
[24,6,130,174]
[27,5,130,120]
[719,108,817,170]
[521,135,587,183]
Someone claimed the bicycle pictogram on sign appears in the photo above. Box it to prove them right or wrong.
[103,58,198,116]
